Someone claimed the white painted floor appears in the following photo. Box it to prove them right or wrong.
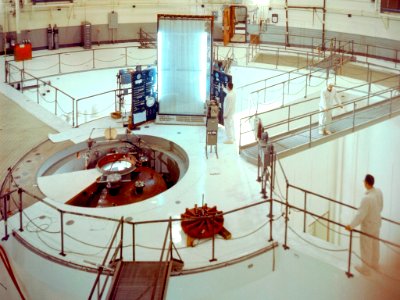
[1,44,399,300]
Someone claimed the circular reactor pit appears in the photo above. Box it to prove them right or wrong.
[37,133,188,208]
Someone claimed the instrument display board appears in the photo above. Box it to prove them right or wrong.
[131,67,158,125]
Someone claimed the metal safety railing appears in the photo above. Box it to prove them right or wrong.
[3,36,398,129]
[3,44,156,127]
[88,217,124,299]
[0,155,399,285]
[0,167,275,285]
[275,178,400,278]
[239,72,400,150]
[257,32,400,67]
[270,157,400,278]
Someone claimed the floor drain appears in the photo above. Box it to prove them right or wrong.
[175,200,181,204]
[39,215,46,219]
[177,132,181,134]
[248,264,254,269]
[35,153,41,156]
[144,126,149,128]
[66,220,75,225]
[26,160,32,163]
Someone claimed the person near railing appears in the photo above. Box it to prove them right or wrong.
[223,82,236,144]
[345,174,384,276]
[319,82,343,135]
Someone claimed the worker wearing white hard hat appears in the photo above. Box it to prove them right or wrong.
[345,174,384,276]
[319,81,343,135]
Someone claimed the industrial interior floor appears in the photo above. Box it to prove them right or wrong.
[0,45,399,300]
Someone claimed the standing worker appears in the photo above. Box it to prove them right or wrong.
[319,82,343,135]
[345,174,383,276]
[223,82,236,144]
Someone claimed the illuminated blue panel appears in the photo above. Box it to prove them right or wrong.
[157,18,212,116]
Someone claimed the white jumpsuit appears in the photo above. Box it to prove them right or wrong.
[223,88,236,142]
[350,187,384,270]
[319,87,341,131]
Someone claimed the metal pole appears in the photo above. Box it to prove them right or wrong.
[345,230,354,278]
[132,223,135,261]
[209,216,217,262]
[287,106,291,131]
[58,54,61,74]
[2,195,9,241]
[36,79,39,104]
[304,75,308,98]
[257,144,262,182]
[276,48,279,68]
[18,188,23,232]
[285,0,290,47]
[309,115,312,144]
[352,102,356,130]
[59,210,66,256]
[303,193,307,233]
[282,82,285,106]
[75,99,78,128]
[283,184,290,250]
[367,82,371,106]
[55,89,58,116]
[268,153,275,242]
[322,0,326,51]
[120,218,124,261]
[125,47,128,67]
[169,218,173,260]
[20,70,24,93]
[4,61,8,83]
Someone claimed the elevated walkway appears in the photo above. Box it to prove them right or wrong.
[239,77,400,163]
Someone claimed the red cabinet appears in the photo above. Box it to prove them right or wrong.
[14,43,32,61]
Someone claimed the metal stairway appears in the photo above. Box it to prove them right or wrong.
[106,261,172,300]
[312,53,353,71]
[138,29,156,49]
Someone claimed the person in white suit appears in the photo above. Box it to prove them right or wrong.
[319,82,343,135]
[345,174,384,276]
[223,82,236,144]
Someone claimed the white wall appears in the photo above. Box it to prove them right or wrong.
[1,0,400,42]
[268,0,400,41]
[277,115,400,270]
[337,116,400,269]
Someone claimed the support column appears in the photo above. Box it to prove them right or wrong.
[15,0,21,43]
[285,0,289,47]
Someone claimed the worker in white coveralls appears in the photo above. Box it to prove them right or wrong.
[319,82,343,135]
[223,82,236,144]
[345,174,383,276]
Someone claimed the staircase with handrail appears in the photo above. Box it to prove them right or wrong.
[138,28,156,49]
